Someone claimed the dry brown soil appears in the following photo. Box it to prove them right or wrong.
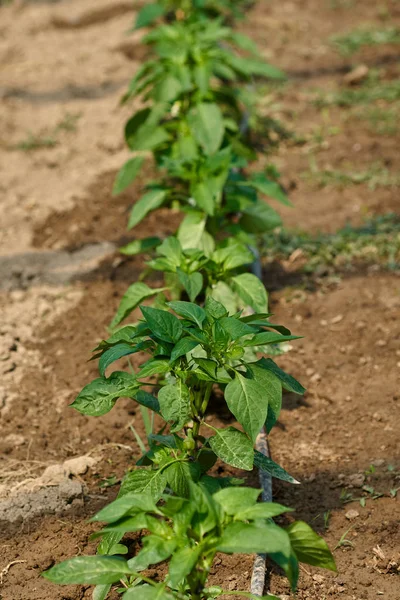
[0,0,399,599]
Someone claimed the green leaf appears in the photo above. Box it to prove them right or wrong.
[128,537,177,571]
[158,381,191,432]
[170,338,199,362]
[120,468,167,501]
[111,282,165,329]
[135,3,164,29]
[124,584,174,600]
[97,531,124,555]
[167,301,206,328]
[287,521,336,571]
[205,296,228,319]
[71,372,138,417]
[254,451,300,485]
[188,103,225,155]
[141,306,182,343]
[244,332,301,347]
[168,546,202,587]
[93,584,111,600]
[191,181,215,216]
[225,372,269,443]
[120,237,161,256]
[99,343,136,377]
[214,487,260,515]
[245,362,282,433]
[136,390,160,413]
[158,236,182,264]
[269,549,299,592]
[231,273,268,313]
[125,109,169,151]
[43,556,132,585]
[235,502,293,521]
[249,175,291,206]
[177,212,206,250]
[217,522,291,556]
[209,282,238,316]
[166,461,201,498]
[113,157,144,196]
[253,358,306,395]
[219,317,256,340]
[177,269,203,302]
[93,493,157,523]
[139,359,170,378]
[128,188,168,230]
[209,427,254,471]
[239,201,282,234]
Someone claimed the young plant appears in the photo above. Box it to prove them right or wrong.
[44,483,336,599]
[73,298,304,499]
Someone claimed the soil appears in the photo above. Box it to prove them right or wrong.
[0,1,399,599]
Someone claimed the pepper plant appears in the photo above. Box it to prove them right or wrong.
[45,484,335,599]
[43,1,336,598]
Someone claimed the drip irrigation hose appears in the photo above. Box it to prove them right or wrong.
[248,252,273,597]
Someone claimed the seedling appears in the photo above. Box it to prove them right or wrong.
[45,484,336,599]
[334,526,355,550]
[331,27,400,55]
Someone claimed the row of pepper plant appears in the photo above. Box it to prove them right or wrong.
[45,2,336,599]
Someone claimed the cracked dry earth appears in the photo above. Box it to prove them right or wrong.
[0,0,399,599]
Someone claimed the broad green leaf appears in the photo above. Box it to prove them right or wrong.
[246,362,282,433]
[231,273,268,313]
[167,301,206,328]
[93,584,111,600]
[244,332,301,347]
[136,390,160,413]
[128,536,177,571]
[158,381,191,431]
[188,103,225,155]
[138,359,170,378]
[157,236,182,264]
[141,306,182,343]
[217,522,291,556]
[99,343,136,377]
[93,493,157,523]
[120,237,161,256]
[177,269,203,302]
[168,546,202,587]
[125,108,169,151]
[113,157,144,196]
[254,451,300,485]
[239,201,282,234]
[214,487,260,515]
[177,212,206,250]
[97,531,124,555]
[43,556,132,585]
[71,372,138,417]
[235,502,293,521]
[166,461,201,498]
[219,317,256,340]
[249,174,291,206]
[209,282,238,316]
[225,372,269,442]
[209,427,253,471]
[170,338,199,362]
[120,468,167,500]
[253,358,306,395]
[205,296,228,319]
[191,181,215,216]
[154,74,182,102]
[287,521,336,571]
[128,188,168,230]
[124,584,174,600]
[111,282,165,329]
[269,549,299,592]
[134,3,164,29]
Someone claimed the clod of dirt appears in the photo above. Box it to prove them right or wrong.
[0,456,97,523]
[0,479,84,524]
[345,509,360,520]
[347,473,365,488]
[51,0,137,29]
[343,64,369,85]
